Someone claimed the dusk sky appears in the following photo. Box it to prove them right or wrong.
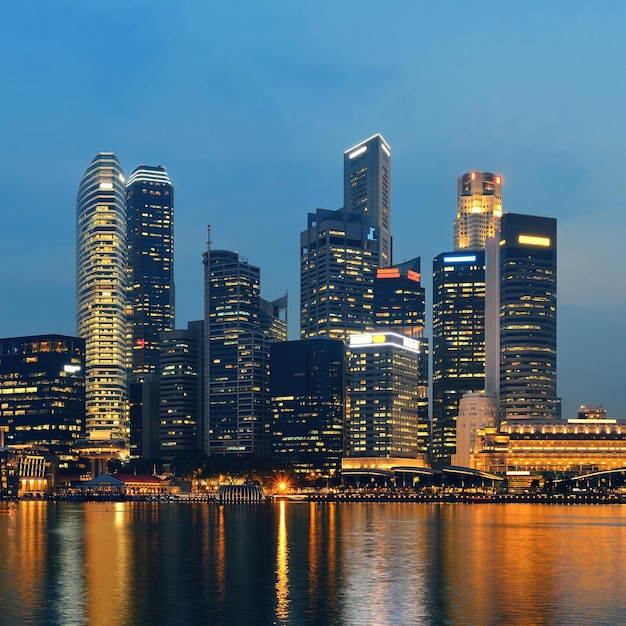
[2,2,625,419]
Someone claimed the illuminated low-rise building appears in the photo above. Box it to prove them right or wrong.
[470,413,626,478]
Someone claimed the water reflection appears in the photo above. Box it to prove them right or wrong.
[1,502,626,625]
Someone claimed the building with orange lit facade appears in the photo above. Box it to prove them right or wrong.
[470,408,626,478]
[454,171,502,251]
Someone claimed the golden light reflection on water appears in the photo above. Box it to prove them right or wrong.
[275,499,290,622]
[83,502,132,626]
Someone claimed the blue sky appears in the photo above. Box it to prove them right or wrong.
[1,1,625,419]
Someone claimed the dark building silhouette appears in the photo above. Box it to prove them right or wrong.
[270,338,345,477]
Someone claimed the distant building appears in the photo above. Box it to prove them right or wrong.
[203,245,286,456]
[270,338,345,478]
[347,332,426,461]
[454,392,498,468]
[498,213,560,419]
[76,152,128,449]
[343,134,392,267]
[159,321,203,459]
[0,335,85,457]
[454,171,502,251]
[432,251,486,466]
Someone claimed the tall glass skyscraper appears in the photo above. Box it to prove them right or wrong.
[76,153,128,448]
[454,171,502,251]
[432,251,486,466]
[498,213,560,419]
[126,165,175,375]
[344,134,392,267]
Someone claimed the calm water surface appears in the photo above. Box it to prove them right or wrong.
[0,501,625,625]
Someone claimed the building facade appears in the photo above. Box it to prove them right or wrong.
[126,165,175,375]
[270,338,345,478]
[347,332,425,460]
[432,251,486,466]
[454,171,502,251]
[343,134,392,267]
[76,153,128,449]
[498,213,559,419]
[159,321,203,459]
[126,165,175,459]
[203,246,285,456]
[373,258,429,456]
[0,335,85,457]
[300,207,378,341]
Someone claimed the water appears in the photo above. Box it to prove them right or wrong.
[1,501,626,625]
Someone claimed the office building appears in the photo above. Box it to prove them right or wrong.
[454,171,502,251]
[498,213,559,419]
[203,245,286,456]
[432,251,486,466]
[454,391,498,467]
[0,335,85,456]
[347,332,425,460]
[270,338,345,477]
[126,165,175,459]
[159,321,203,459]
[126,165,175,375]
[373,258,429,456]
[76,152,128,449]
[300,207,378,341]
[344,134,392,267]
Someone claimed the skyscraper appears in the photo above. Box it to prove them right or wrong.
[454,171,502,251]
[300,207,378,341]
[203,244,286,456]
[126,165,175,375]
[498,213,559,419]
[373,258,429,456]
[432,251,486,466]
[76,153,128,449]
[344,134,392,267]
[126,165,174,459]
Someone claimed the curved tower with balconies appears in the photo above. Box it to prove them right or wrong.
[76,152,128,451]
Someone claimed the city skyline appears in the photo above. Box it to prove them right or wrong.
[2,3,626,419]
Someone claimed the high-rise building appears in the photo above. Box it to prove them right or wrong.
[76,153,128,449]
[0,335,85,457]
[432,251,486,466]
[203,245,286,456]
[344,134,392,267]
[300,207,378,341]
[159,321,203,459]
[270,338,345,478]
[126,165,175,375]
[498,213,559,419]
[454,171,502,251]
[126,165,175,459]
[373,258,429,456]
[347,332,425,460]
